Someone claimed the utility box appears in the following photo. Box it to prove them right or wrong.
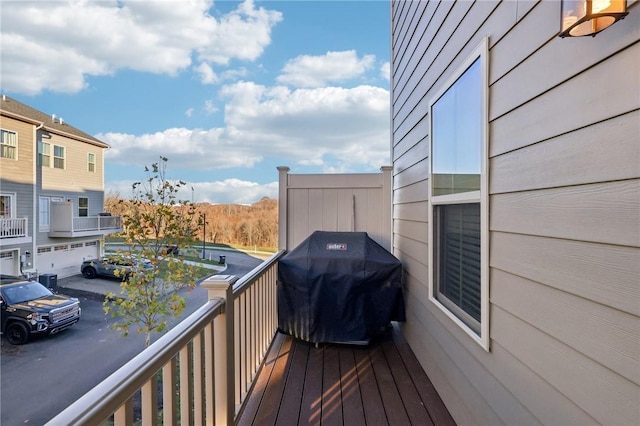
[39,273,58,292]
[219,255,226,265]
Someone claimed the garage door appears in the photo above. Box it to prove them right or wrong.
[0,250,18,275]
[37,241,99,278]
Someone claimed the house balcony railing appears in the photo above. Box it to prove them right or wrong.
[49,201,121,238]
[0,217,28,239]
[46,250,285,426]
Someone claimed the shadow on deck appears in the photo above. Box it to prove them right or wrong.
[237,324,456,425]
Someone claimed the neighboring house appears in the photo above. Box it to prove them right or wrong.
[0,95,120,278]
[391,1,639,425]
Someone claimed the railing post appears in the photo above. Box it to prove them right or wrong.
[277,166,290,251]
[201,274,237,426]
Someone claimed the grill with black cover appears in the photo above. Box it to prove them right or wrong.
[277,231,405,344]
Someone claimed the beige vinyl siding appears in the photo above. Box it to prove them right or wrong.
[40,134,104,193]
[0,116,36,241]
[391,0,640,425]
[0,116,34,185]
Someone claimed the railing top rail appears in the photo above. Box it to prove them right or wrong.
[45,299,224,426]
[232,249,285,297]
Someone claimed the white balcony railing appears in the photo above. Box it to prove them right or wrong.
[48,202,121,237]
[0,217,28,239]
[72,215,122,232]
[46,250,285,425]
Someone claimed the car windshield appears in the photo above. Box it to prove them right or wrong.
[1,282,53,304]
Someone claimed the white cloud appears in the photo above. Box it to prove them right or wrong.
[0,0,281,95]
[204,100,218,114]
[188,179,279,204]
[197,0,282,65]
[195,63,219,84]
[221,82,390,169]
[277,50,376,88]
[107,178,278,205]
[381,62,390,82]
[99,81,390,173]
[185,108,195,118]
[99,127,263,170]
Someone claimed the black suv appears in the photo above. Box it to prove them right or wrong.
[0,275,81,345]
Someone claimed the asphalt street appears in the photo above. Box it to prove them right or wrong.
[0,249,263,426]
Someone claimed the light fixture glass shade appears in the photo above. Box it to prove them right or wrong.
[560,0,628,37]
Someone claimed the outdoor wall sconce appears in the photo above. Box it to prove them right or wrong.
[560,0,628,37]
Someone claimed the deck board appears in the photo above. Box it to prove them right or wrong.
[299,341,324,425]
[237,325,456,425]
[256,334,293,424]
[338,346,366,425]
[368,343,411,424]
[276,339,309,425]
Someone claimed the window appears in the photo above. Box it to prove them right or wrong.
[39,197,51,230]
[39,196,63,231]
[428,39,489,349]
[37,247,52,254]
[39,143,65,168]
[88,153,96,172]
[38,141,51,167]
[79,197,88,217]
[53,145,65,169]
[1,130,17,159]
[0,194,14,218]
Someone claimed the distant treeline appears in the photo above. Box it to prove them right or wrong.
[105,195,278,249]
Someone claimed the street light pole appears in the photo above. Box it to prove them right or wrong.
[202,213,206,259]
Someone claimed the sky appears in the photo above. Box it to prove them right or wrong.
[0,0,391,205]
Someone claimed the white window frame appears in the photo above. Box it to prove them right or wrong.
[39,196,63,231]
[0,193,15,218]
[0,129,18,160]
[38,141,51,167]
[88,153,96,172]
[427,38,490,351]
[53,145,65,169]
[39,197,50,231]
[79,197,89,217]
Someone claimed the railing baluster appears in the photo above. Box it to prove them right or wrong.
[249,287,254,389]
[234,296,241,409]
[114,399,133,426]
[193,331,204,426]
[204,321,215,424]
[179,344,192,426]
[141,376,158,426]
[258,281,262,373]
[240,292,247,399]
[162,357,177,425]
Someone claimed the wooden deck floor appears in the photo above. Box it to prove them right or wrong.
[237,325,456,426]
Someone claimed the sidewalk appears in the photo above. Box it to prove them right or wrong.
[56,260,226,299]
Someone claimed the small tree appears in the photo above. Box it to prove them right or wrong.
[104,157,202,347]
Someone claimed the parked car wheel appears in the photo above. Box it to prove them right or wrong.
[6,321,30,345]
[82,267,97,279]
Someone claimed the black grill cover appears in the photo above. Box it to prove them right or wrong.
[277,231,405,344]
